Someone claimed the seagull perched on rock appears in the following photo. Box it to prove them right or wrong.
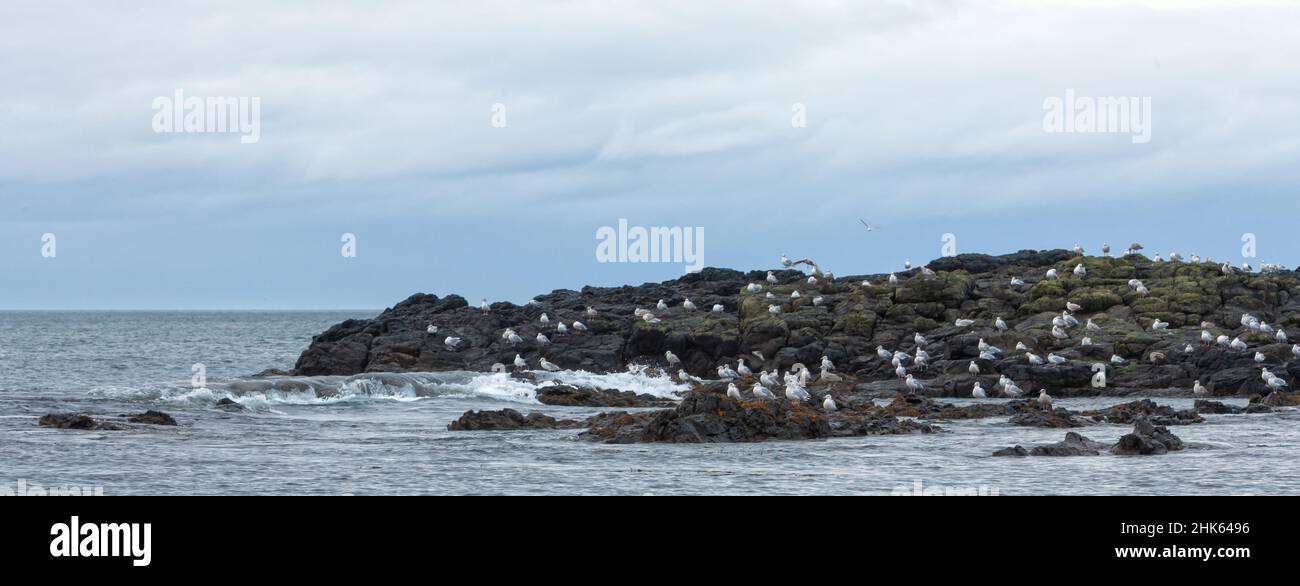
[536,333,551,345]
[813,296,824,306]
[1255,352,1267,364]
[712,304,724,313]
[1045,268,1059,280]
[1216,335,1230,347]
[444,336,463,350]
[1009,276,1025,286]
[752,384,775,400]
[426,324,438,334]
[1003,380,1023,398]
[1081,337,1092,346]
[1110,354,1126,365]
[665,351,681,366]
[507,332,523,345]
[790,290,801,299]
[737,359,752,377]
[968,361,980,375]
[682,298,697,311]
[1037,389,1053,409]
[1151,319,1169,332]
[904,259,912,270]
[766,272,779,284]
[876,346,892,360]
[760,370,779,388]
[1027,352,1044,365]
[479,298,490,311]
[785,382,811,402]
[768,305,781,315]
[822,394,837,411]
[1085,320,1100,335]
[656,299,668,311]
[540,313,550,324]
[513,354,527,369]
[888,273,899,285]
[1066,302,1082,313]
[972,382,987,398]
[642,312,661,324]
[727,383,742,400]
[1073,264,1086,278]
[1102,243,1111,256]
[586,306,598,318]
[807,276,818,285]
[540,358,561,372]
[914,333,928,346]
[1230,337,1248,352]
[1051,326,1069,340]
[718,364,739,380]
[556,322,568,334]
[747,283,763,293]
[955,318,975,328]
[904,374,924,394]
[978,339,1002,355]
[995,317,1008,331]
[1193,380,1209,396]
[572,321,587,332]
[1047,353,1066,365]
[1015,341,1028,352]
[1201,330,1213,345]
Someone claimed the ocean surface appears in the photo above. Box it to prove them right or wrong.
[1,311,1297,496]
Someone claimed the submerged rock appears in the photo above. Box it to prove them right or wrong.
[447,408,586,431]
[534,385,675,408]
[38,413,125,431]
[1082,399,1203,426]
[1008,407,1086,428]
[1028,432,1109,456]
[1111,419,1184,455]
[215,398,247,411]
[992,445,1029,457]
[1193,399,1270,415]
[126,410,178,426]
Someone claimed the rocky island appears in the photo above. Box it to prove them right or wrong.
[289,248,1300,445]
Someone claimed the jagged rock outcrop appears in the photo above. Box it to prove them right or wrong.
[293,250,1300,398]
[1112,419,1185,455]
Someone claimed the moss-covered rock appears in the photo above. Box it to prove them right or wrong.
[1067,287,1124,312]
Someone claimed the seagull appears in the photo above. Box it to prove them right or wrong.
[972,382,987,398]
[513,354,527,369]
[1201,330,1213,345]
[536,333,551,345]
[727,383,742,400]
[978,339,1002,355]
[1193,380,1209,396]
[1081,337,1092,346]
[813,296,824,306]
[765,292,774,299]
[737,359,752,377]
[1009,276,1025,286]
[665,351,681,365]
[1151,319,1169,332]
[822,393,837,411]
[540,313,550,324]
[1046,268,1059,280]
[752,384,775,400]
[480,298,490,311]
[1216,335,1230,347]
[807,276,818,285]
[682,298,697,311]
[1183,344,1193,353]
[861,279,872,287]
[790,290,801,299]
[995,317,1008,331]
[540,358,562,372]
[1015,341,1028,352]
[1066,302,1082,313]
[1047,353,1066,365]
[586,306,598,317]
[767,272,779,284]
[1110,354,1126,365]
[1027,353,1044,365]
[1102,243,1111,256]
[895,365,907,379]
[1255,352,1267,364]
[507,332,523,345]
[1073,264,1086,277]
[968,361,980,375]
[760,370,780,387]
[1061,312,1080,327]
[572,321,588,332]
[556,323,568,334]
[1277,330,1288,343]
[1072,243,1083,255]
[785,382,811,402]
[904,259,912,270]
[678,370,705,384]
[1267,377,1289,391]
[1230,337,1248,352]
[955,318,975,328]
[888,273,899,285]
[657,299,668,311]
[1037,389,1053,409]
[1293,344,1300,358]
[780,254,793,267]
[1051,326,1069,339]
[821,355,835,371]
[768,305,781,315]
[444,336,462,350]
[712,304,724,313]
[718,364,739,380]
[642,312,661,324]
[904,374,924,394]
[858,219,876,232]
[1003,381,1023,398]
[915,333,928,346]
[426,324,438,334]
[747,283,763,293]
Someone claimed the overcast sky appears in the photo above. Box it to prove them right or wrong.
[2,0,1298,309]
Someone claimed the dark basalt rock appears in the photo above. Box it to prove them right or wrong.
[38,413,125,431]
[1193,399,1269,414]
[1082,399,1204,426]
[126,410,177,426]
[291,249,1300,402]
[1029,432,1109,456]
[578,390,930,444]
[447,409,586,431]
[1008,407,1085,428]
[992,445,1029,457]
[534,385,675,408]
[1252,391,1300,407]
[215,398,247,411]
[1112,419,1184,455]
